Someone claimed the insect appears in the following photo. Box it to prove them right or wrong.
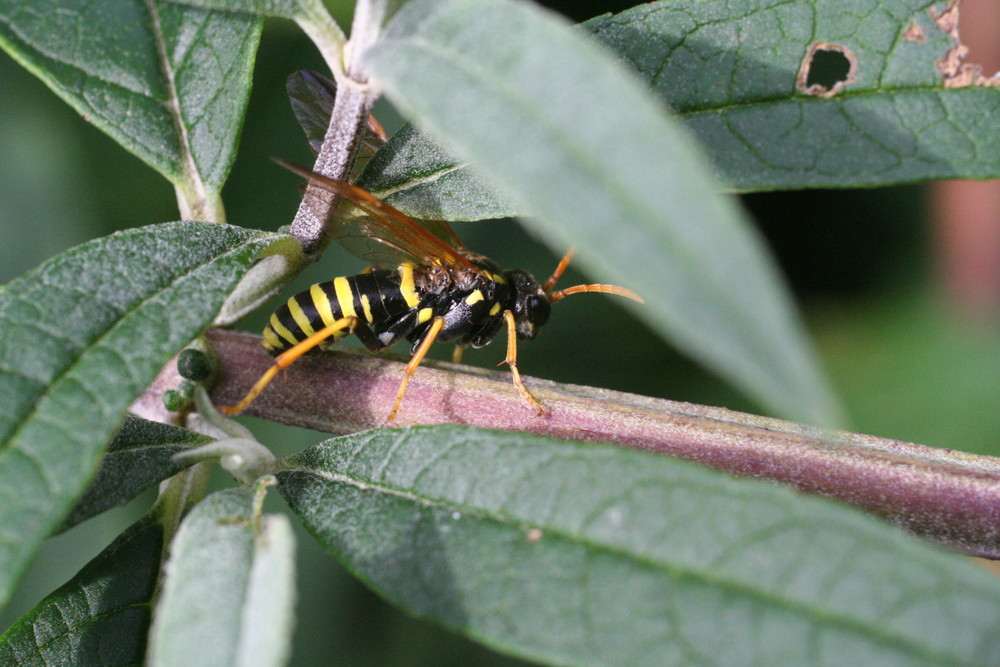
[222,162,642,422]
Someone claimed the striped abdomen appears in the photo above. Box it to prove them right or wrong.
[262,264,428,355]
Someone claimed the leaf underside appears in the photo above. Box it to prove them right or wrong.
[148,488,296,667]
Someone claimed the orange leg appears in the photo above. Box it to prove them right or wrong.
[387,316,446,422]
[221,317,357,416]
[502,310,545,415]
[452,345,465,364]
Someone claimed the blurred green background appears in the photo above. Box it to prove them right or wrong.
[2,1,999,664]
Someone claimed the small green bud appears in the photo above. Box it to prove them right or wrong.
[163,381,195,411]
[177,349,212,382]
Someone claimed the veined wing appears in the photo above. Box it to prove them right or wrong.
[277,159,477,272]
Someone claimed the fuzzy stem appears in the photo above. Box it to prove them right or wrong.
[204,327,1000,559]
[290,0,387,254]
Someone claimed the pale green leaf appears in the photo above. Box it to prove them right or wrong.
[148,488,296,667]
[364,0,842,425]
[164,0,309,20]
[0,222,284,610]
[279,425,1000,667]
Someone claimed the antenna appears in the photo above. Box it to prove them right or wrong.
[542,248,643,304]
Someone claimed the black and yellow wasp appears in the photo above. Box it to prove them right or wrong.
[223,164,641,422]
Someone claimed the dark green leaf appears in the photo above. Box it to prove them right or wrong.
[287,69,339,153]
[279,425,1000,667]
[364,0,841,425]
[0,1,261,194]
[148,488,296,667]
[586,0,1000,189]
[356,123,513,221]
[0,222,284,610]
[58,415,211,533]
[0,512,165,666]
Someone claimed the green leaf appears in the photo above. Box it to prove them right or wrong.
[356,123,514,221]
[586,0,1000,190]
[160,0,348,74]
[286,68,397,161]
[279,425,1000,667]
[164,0,310,20]
[0,512,166,666]
[0,222,284,610]
[148,488,296,667]
[287,69,340,153]
[58,415,211,533]
[364,0,841,425]
[0,1,262,200]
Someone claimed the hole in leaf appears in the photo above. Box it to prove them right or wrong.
[796,43,857,97]
[805,50,852,89]
[958,0,1000,74]
[931,0,1000,88]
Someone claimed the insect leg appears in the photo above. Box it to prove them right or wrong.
[502,310,545,415]
[452,346,465,364]
[221,316,357,415]
[387,316,445,422]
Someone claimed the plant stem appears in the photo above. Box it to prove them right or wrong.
[155,463,211,546]
[291,0,388,254]
[294,0,347,79]
[204,327,1000,559]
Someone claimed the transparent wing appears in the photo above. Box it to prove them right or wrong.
[278,160,476,271]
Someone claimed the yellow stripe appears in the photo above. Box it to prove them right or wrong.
[310,284,334,325]
[418,307,434,324]
[398,264,420,308]
[465,290,484,305]
[334,276,357,319]
[263,326,283,351]
[287,297,316,337]
[269,313,298,346]
[489,302,501,316]
[360,294,374,323]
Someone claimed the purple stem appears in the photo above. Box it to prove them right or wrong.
[203,328,1000,559]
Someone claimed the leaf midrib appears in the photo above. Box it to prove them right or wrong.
[369,161,470,198]
[144,0,210,198]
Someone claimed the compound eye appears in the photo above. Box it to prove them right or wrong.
[527,295,550,327]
